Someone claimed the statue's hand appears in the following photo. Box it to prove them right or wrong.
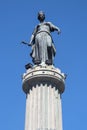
[58,30,61,35]
[28,42,34,46]
[28,43,32,46]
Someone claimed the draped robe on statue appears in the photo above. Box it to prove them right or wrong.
[30,22,57,64]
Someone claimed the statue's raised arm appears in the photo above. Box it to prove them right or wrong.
[29,11,61,65]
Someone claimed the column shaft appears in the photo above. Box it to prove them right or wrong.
[24,84,63,130]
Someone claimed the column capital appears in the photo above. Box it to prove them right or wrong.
[22,65,66,94]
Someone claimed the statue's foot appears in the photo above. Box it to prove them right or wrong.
[45,60,53,65]
[33,59,41,65]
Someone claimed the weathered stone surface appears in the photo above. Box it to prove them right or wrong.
[22,65,65,130]
[24,85,63,130]
[22,65,65,94]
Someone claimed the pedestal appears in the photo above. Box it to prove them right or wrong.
[22,65,65,130]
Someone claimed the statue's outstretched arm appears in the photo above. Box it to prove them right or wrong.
[52,25,61,34]
[49,22,61,34]
[55,26,61,34]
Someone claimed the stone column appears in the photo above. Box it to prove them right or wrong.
[22,65,65,130]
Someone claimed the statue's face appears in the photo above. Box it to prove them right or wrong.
[38,12,45,22]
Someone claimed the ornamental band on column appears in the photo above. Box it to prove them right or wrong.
[21,11,66,130]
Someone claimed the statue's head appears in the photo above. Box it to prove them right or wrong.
[38,11,45,22]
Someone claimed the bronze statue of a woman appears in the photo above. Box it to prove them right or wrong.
[29,11,61,65]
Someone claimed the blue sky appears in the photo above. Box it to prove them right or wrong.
[0,0,87,130]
